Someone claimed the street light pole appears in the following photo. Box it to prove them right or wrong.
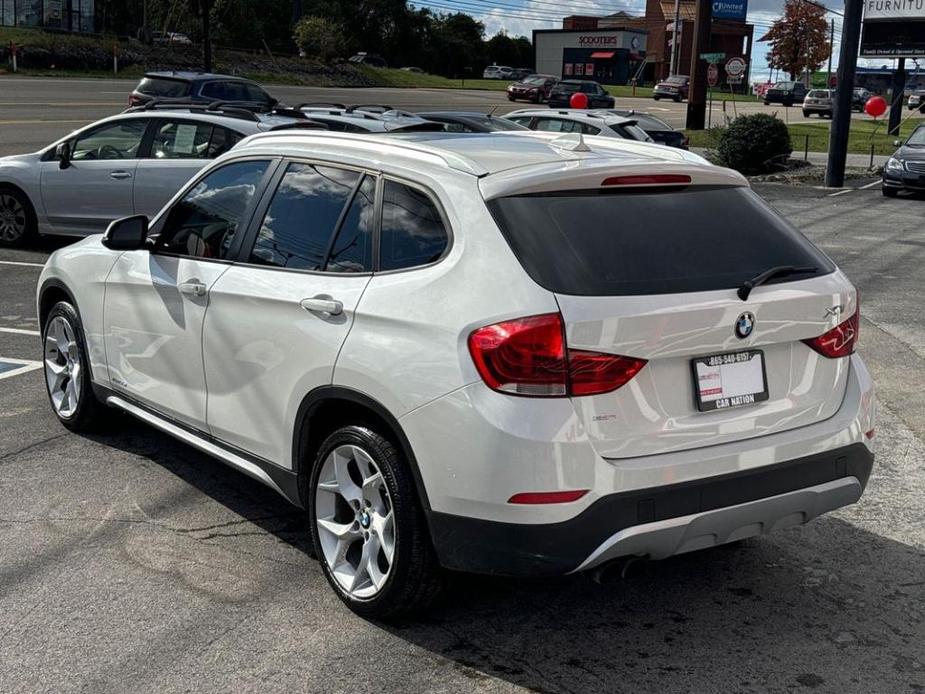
[669,0,681,75]
[825,0,863,187]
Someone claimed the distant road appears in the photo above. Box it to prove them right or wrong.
[0,75,863,157]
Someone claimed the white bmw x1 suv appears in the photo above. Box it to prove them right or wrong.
[37,130,876,617]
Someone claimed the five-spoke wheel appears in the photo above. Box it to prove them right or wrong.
[44,315,82,418]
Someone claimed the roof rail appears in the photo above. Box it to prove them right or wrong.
[266,120,329,131]
[298,101,347,110]
[125,99,261,122]
[345,104,394,114]
[242,130,487,176]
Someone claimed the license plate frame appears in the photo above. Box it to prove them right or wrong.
[691,350,769,412]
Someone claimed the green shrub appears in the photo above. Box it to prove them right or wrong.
[716,113,793,174]
[293,16,346,62]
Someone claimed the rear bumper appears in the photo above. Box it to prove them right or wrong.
[428,443,873,576]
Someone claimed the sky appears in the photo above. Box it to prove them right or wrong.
[409,0,921,78]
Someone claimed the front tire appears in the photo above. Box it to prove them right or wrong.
[42,301,108,431]
[308,425,442,619]
[882,186,899,198]
[0,187,37,247]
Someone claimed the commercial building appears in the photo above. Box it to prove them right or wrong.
[559,1,754,86]
[0,0,94,33]
[533,26,648,85]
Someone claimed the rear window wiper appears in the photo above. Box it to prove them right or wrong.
[737,265,818,301]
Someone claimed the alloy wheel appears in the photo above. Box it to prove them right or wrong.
[44,316,82,418]
[0,193,26,243]
[315,444,396,599]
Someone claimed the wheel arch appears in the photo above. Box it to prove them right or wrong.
[38,278,78,330]
[293,386,431,513]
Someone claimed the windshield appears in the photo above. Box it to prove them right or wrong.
[487,186,833,296]
[608,122,651,141]
[807,90,830,98]
[483,117,529,131]
[556,82,581,93]
[907,126,925,146]
[665,76,687,84]
[522,76,546,85]
[774,81,795,89]
[629,114,672,131]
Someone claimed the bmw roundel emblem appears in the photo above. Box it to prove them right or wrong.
[735,312,755,339]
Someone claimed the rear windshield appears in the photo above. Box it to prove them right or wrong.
[487,187,834,296]
[808,90,830,97]
[137,77,190,98]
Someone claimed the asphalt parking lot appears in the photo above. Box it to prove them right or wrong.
[1,81,925,693]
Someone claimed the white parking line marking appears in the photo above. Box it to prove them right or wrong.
[859,180,881,189]
[827,189,854,197]
[0,358,42,381]
[0,327,40,336]
[0,260,44,268]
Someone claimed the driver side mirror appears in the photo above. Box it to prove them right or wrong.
[55,142,71,169]
[102,215,149,250]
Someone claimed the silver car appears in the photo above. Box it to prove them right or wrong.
[803,89,835,118]
[0,105,311,245]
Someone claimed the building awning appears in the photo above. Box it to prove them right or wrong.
[590,51,616,59]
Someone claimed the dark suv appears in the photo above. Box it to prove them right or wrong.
[764,81,808,106]
[129,72,277,111]
[547,80,614,109]
[653,75,689,102]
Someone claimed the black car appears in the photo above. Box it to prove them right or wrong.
[609,109,688,148]
[882,124,925,197]
[764,81,809,106]
[415,111,530,133]
[653,75,689,102]
[547,80,614,109]
[852,88,872,113]
[507,75,559,103]
[129,71,277,111]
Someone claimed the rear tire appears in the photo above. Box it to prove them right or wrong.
[308,425,443,619]
[0,186,37,247]
[42,301,109,432]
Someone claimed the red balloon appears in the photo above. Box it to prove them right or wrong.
[569,91,589,109]
[865,95,888,118]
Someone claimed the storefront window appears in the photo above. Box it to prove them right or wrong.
[17,0,42,26]
[0,0,93,31]
[1,0,14,28]
[44,0,63,28]
[78,0,94,32]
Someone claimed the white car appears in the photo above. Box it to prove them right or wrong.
[483,65,513,80]
[37,130,875,618]
[0,104,315,245]
[506,108,655,142]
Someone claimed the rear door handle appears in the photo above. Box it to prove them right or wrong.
[110,170,132,180]
[178,280,207,297]
[300,296,343,316]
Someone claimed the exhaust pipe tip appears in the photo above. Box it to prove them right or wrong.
[588,555,649,585]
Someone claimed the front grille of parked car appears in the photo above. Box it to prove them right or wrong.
[906,161,925,173]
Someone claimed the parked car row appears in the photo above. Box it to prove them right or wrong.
[483,65,532,80]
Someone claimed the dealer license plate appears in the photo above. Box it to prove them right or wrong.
[691,350,768,412]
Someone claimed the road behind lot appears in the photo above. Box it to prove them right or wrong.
[1,181,924,693]
[0,75,877,157]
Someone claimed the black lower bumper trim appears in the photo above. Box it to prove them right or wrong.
[427,443,874,576]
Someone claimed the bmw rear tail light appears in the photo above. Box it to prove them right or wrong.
[467,313,646,397]
[803,299,860,358]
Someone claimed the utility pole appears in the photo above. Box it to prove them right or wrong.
[826,18,834,87]
[825,0,863,187]
[685,0,713,129]
[669,0,681,75]
[888,58,906,135]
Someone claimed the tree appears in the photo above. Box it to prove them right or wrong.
[190,0,215,71]
[294,16,347,61]
[760,0,830,81]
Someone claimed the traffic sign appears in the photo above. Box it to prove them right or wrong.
[700,52,726,64]
[707,63,719,87]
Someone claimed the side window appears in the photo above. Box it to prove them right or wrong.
[154,160,269,260]
[535,118,565,132]
[326,175,376,273]
[151,121,214,159]
[249,162,360,271]
[243,83,270,104]
[442,122,472,133]
[380,180,448,271]
[72,120,148,161]
[200,82,229,101]
[582,124,601,135]
[207,128,242,158]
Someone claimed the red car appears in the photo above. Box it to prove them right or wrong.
[507,75,559,103]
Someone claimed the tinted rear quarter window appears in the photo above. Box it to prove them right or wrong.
[137,77,190,98]
[379,180,449,271]
[487,187,834,296]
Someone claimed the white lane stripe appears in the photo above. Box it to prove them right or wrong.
[0,327,40,336]
[859,180,881,189]
[0,260,44,268]
[827,189,854,197]
[0,358,42,381]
